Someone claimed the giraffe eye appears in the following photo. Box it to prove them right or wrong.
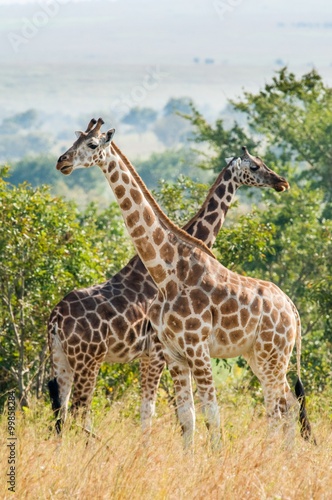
[87,143,98,150]
[250,165,259,171]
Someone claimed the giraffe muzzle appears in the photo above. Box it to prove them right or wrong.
[274,179,290,192]
[58,165,73,175]
[56,156,74,175]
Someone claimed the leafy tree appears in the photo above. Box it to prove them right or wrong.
[136,148,210,189]
[77,202,134,278]
[154,175,209,227]
[182,103,257,173]
[0,172,130,409]
[232,68,332,214]
[151,97,195,147]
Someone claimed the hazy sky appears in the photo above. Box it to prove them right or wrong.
[1,0,331,66]
[0,0,331,116]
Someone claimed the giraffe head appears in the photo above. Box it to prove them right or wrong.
[225,146,289,192]
[56,118,115,175]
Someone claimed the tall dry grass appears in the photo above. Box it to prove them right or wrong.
[1,391,331,499]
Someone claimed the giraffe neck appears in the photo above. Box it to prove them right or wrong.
[113,143,238,250]
[182,166,239,248]
[97,144,215,289]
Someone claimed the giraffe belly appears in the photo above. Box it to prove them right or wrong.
[208,329,255,359]
[104,337,147,363]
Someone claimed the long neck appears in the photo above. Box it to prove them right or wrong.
[182,167,239,248]
[114,141,239,249]
[99,144,215,289]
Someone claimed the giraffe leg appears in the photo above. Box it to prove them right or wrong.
[168,360,195,449]
[191,347,221,450]
[261,380,298,448]
[140,347,166,432]
[48,334,73,434]
[244,345,298,445]
[71,363,101,433]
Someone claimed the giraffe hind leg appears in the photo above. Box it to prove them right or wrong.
[244,345,298,444]
[70,363,102,433]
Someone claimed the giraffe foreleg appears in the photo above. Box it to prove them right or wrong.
[192,346,221,451]
[140,343,166,432]
[168,360,195,449]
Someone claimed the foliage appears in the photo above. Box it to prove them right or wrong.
[94,361,141,405]
[77,202,134,278]
[136,147,210,189]
[182,102,257,172]
[154,175,209,227]
[232,68,332,214]
[0,175,130,410]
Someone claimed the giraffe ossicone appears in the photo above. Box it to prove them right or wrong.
[50,118,313,448]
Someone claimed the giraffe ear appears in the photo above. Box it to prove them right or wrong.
[75,131,83,138]
[105,128,116,144]
[226,157,242,169]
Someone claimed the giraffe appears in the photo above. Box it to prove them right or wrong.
[52,118,312,448]
[49,118,289,434]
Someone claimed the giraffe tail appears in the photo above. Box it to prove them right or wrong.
[48,378,62,434]
[47,311,63,434]
[294,311,316,444]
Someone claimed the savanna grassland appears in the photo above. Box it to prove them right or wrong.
[1,389,332,499]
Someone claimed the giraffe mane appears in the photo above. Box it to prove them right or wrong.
[111,142,216,260]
